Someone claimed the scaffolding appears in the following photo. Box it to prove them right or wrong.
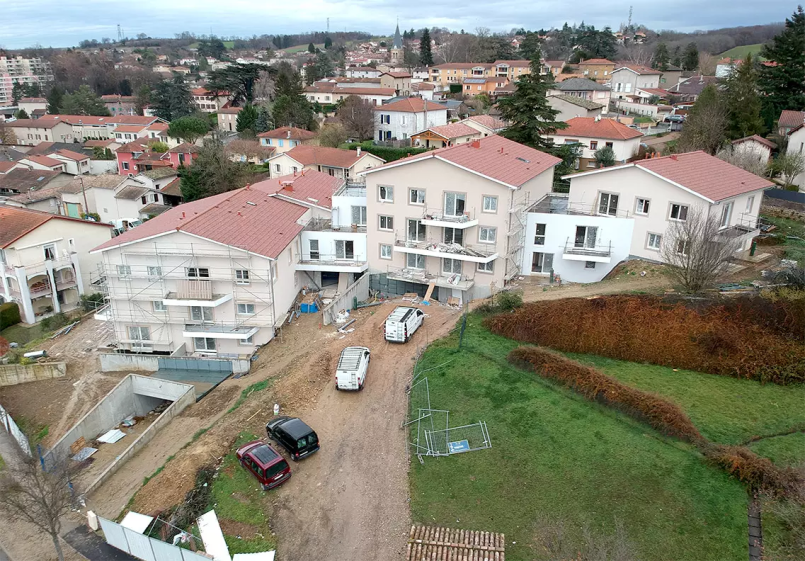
[505,190,530,282]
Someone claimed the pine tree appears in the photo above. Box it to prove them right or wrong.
[671,46,682,68]
[519,32,542,61]
[307,42,316,54]
[722,53,765,139]
[236,104,259,134]
[653,43,670,71]
[419,28,433,66]
[47,86,63,114]
[324,36,333,49]
[682,42,699,71]
[254,105,273,133]
[759,6,805,129]
[498,54,567,151]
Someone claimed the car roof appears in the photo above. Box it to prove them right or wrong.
[247,442,283,467]
[279,418,315,439]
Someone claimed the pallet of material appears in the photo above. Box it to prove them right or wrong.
[406,525,505,561]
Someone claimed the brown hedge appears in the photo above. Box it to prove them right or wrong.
[508,346,704,443]
[486,295,805,385]
[705,445,805,500]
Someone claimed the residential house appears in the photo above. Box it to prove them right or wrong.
[0,161,29,174]
[462,77,508,97]
[346,67,382,79]
[547,78,612,108]
[19,154,66,173]
[731,135,776,164]
[115,141,197,175]
[658,65,684,87]
[102,95,137,116]
[374,98,448,142]
[225,139,274,164]
[411,122,482,149]
[543,60,566,77]
[5,115,165,146]
[547,117,643,169]
[0,169,73,212]
[666,75,719,104]
[267,145,384,179]
[429,63,492,87]
[304,83,395,106]
[548,95,605,122]
[577,59,615,82]
[463,115,507,136]
[490,60,531,81]
[522,151,770,283]
[328,77,383,89]
[58,174,156,222]
[380,72,412,96]
[258,127,318,154]
[610,65,661,99]
[218,107,242,132]
[785,124,805,189]
[191,88,229,113]
[716,58,740,78]
[47,149,91,175]
[778,110,805,137]
[5,117,74,146]
[411,82,436,100]
[0,206,112,323]
[113,124,150,144]
[18,97,48,116]
[359,135,561,303]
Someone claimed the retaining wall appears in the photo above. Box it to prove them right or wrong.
[322,274,370,325]
[99,353,250,374]
[0,362,67,387]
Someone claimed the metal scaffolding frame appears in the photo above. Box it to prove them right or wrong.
[505,190,530,282]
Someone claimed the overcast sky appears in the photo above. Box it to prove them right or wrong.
[0,1,797,49]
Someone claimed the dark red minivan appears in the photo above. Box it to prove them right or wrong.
[235,440,291,490]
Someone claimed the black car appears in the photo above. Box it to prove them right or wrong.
[265,416,320,460]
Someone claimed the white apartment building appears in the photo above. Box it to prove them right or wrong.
[610,65,661,99]
[0,207,112,324]
[374,98,448,142]
[522,151,771,283]
[0,56,53,105]
[359,136,561,303]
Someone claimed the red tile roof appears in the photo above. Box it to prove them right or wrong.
[637,151,773,202]
[168,142,200,154]
[0,206,110,249]
[432,63,493,70]
[416,123,479,140]
[257,126,317,140]
[19,97,47,103]
[218,107,243,114]
[23,154,64,168]
[732,135,777,150]
[778,110,805,130]
[263,170,345,209]
[116,140,151,153]
[160,177,182,197]
[54,149,89,161]
[558,117,643,141]
[382,71,412,78]
[376,98,446,113]
[279,145,381,169]
[0,161,19,173]
[492,60,531,67]
[467,115,507,131]
[615,64,661,75]
[579,58,614,65]
[92,186,308,259]
[363,135,560,188]
[114,124,148,133]
[147,122,169,132]
[84,139,117,147]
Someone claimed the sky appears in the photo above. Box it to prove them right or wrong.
[0,0,798,49]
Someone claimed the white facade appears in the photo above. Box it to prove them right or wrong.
[786,126,805,190]
[547,133,642,165]
[610,68,661,99]
[374,107,448,142]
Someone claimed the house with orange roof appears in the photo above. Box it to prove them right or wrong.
[577,58,615,82]
[380,71,412,96]
[101,95,136,116]
[304,83,396,106]
[547,117,643,168]
[411,122,483,149]
[257,127,318,155]
[266,145,384,180]
[374,98,448,142]
[462,76,508,97]
[18,154,66,173]
[191,87,229,112]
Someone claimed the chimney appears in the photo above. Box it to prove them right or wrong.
[357,147,362,157]
[670,155,678,161]
[471,140,481,149]
[287,130,291,138]
[181,212,186,218]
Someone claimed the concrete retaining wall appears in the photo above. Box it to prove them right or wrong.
[323,274,370,325]
[0,362,67,387]
[99,353,250,375]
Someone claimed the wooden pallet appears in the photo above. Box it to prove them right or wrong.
[422,282,436,305]
[406,525,505,561]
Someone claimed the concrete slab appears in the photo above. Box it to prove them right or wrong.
[151,368,231,399]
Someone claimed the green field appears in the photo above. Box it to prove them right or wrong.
[284,43,324,53]
[749,432,805,468]
[188,41,235,49]
[409,317,749,561]
[718,44,766,60]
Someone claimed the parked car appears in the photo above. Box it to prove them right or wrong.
[266,416,320,460]
[384,306,425,343]
[235,440,291,490]
[336,346,370,390]
[664,114,685,123]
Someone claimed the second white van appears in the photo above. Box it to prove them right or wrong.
[335,346,371,390]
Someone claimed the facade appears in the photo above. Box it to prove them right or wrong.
[778,110,805,137]
[6,115,164,146]
[380,72,412,96]
[577,59,616,82]
[0,206,112,323]
[19,154,65,173]
[49,149,91,175]
[18,97,48,116]
[218,107,242,132]
[191,88,229,113]
[345,67,382,79]
[462,77,508,97]
[374,98,448,142]
[521,151,771,283]
[547,117,643,168]
[102,95,137,116]
[267,146,384,180]
[0,56,53,105]
[59,174,156,222]
[359,135,561,303]
[731,135,776,164]
[547,78,612,108]
[464,115,507,136]
[428,60,530,88]
[785,124,805,189]
[411,122,482,149]
[258,127,317,154]
[116,141,197,175]
[610,66,662,99]
[548,95,605,121]
[304,84,395,106]
[666,75,719,104]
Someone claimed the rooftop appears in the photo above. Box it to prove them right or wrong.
[142,167,179,180]
[553,77,611,92]
[0,206,110,249]
[278,145,382,169]
[415,122,479,140]
[578,58,614,65]
[549,94,604,111]
[61,175,129,193]
[265,170,345,210]
[779,110,805,130]
[53,149,89,162]
[377,98,446,113]
[23,154,63,168]
[732,135,777,150]
[615,64,661,75]
[257,126,317,140]
[0,169,62,194]
[557,117,643,140]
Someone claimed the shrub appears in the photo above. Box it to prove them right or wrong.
[343,141,428,163]
[508,346,704,443]
[0,302,21,330]
[40,312,70,332]
[705,445,804,500]
[80,292,105,312]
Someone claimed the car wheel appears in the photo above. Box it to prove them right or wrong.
[359,381,364,391]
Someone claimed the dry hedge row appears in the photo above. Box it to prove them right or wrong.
[486,295,805,385]
[705,446,805,500]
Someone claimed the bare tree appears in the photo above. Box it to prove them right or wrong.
[619,44,653,67]
[335,95,374,141]
[697,52,718,75]
[716,146,770,177]
[770,152,805,188]
[0,455,78,561]
[660,206,742,292]
[0,122,17,145]
[317,123,348,147]
[252,69,275,102]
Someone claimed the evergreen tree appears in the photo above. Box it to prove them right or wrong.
[151,75,195,121]
[682,42,699,71]
[419,29,433,66]
[47,86,63,114]
[653,43,670,71]
[60,85,111,116]
[14,109,29,119]
[11,82,24,105]
[519,32,542,61]
[671,46,682,68]
[119,79,132,96]
[678,84,728,154]
[167,116,210,143]
[722,53,765,139]
[308,42,316,54]
[324,36,333,49]
[254,105,273,133]
[759,6,805,129]
[134,84,151,116]
[498,54,567,151]
[236,104,258,133]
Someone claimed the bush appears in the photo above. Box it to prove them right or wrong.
[496,290,523,311]
[343,141,428,163]
[80,292,105,312]
[40,312,70,332]
[508,346,704,443]
[705,445,804,500]
[486,295,805,385]
[0,302,21,330]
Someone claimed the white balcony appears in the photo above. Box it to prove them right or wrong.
[386,266,475,291]
[296,255,368,273]
[562,239,613,263]
[393,238,498,264]
[182,324,259,340]
[420,208,478,229]
[163,280,233,307]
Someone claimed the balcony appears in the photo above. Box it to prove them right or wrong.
[718,215,760,241]
[562,238,613,263]
[182,324,260,340]
[530,194,633,219]
[386,266,475,291]
[163,280,233,307]
[24,255,73,277]
[303,217,366,233]
[296,253,368,272]
[393,238,498,263]
[28,278,52,298]
[420,208,478,229]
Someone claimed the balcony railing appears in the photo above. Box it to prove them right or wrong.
[386,266,475,290]
[177,279,212,300]
[394,238,497,259]
[563,238,613,258]
[421,207,476,224]
[297,253,367,266]
[303,218,367,233]
[530,194,633,219]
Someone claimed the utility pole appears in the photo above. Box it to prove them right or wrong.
[79,175,89,218]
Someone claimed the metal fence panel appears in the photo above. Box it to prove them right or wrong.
[182,549,218,561]
[125,527,157,561]
[0,403,31,456]
[151,539,185,561]
[99,517,130,554]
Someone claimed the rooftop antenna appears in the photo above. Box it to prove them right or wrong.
[117,24,123,42]
[628,6,633,29]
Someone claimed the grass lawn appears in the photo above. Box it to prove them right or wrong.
[761,214,805,265]
[410,317,748,561]
[748,432,805,468]
[567,354,805,447]
[1,322,46,346]
[718,44,766,60]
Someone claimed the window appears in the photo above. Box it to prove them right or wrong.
[407,219,426,242]
[153,193,159,202]
[482,195,498,213]
[117,264,131,277]
[351,206,367,226]
[237,303,255,315]
[719,201,733,228]
[647,233,662,250]
[605,142,614,149]
[574,226,598,249]
[141,195,147,204]
[406,253,425,269]
[278,139,284,147]
[534,224,546,245]
[379,215,394,231]
[43,244,56,260]
[308,240,319,260]
[122,162,129,171]
[589,141,598,150]
[598,193,619,216]
[239,334,254,346]
[128,326,150,341]
[379,185,394,202]
[443,227,463,245]
[152,301,166,312]
[194,337,216,352]
[147,266,161,278]
[676,239,690,256]
[190,306,212,322]
[635,198,650,215]
[532,252,553,273]
[235,269,250,284]
[443,258,462,274]
[409,188,426,205]
[479,227,497,243]
[335,240,355,259]
[585,261,596,269]
[186,267,210,278]
[669,204,688,221]
[746,196,755,213]
[477,261,494,273]
[274,164,281,172]
[380,244,392,259]
[444,192,466,217]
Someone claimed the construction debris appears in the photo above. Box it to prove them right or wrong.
[423,242,488,257]
[97,429,126,444]
[50,321,80,339]
[338,319,357,333]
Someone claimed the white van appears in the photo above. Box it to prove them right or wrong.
[384,306,425,343]
[335,346,371,390]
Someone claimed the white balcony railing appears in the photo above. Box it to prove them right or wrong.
[386,266,475,290]
[394,238,497,259]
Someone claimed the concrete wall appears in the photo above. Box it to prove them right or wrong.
[89,160,118,175]
[0,362,66,387]
[322,274,369,325]
[99,353,251,375]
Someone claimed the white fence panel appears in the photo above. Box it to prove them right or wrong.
[99,517,130,553]
[151,538,185,561]
[0,403,31,456]
[183,549,218,561]
[125,527,157,561]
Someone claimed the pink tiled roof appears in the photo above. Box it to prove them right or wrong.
[54,149,89,161]
[23,154,63,168]
[732,135,777,150]
[376,98,445,113]
[579,58,614,65]
[19,97,47,103]
[364,135,561,188]
[778,110,805,129]
[218,107,243,114]
[280,145,382,169]
[0,161,19,173]
[257,126,317,140]
[559,117,644,141]
[1,206,110,248]
[417,123,479,140]
[637,151,773,202]
[615,64,661,75]
[468,115,507,131]
[92,185,308,258]
[263,170,345,209]
[114,124,147,133]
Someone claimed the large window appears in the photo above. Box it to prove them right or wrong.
[237,303,255,315]
[190,306,212,322]
[444,192,466,217]
[532,252,554,273]
[669,203,688,221]
[479,227,497,244]
[351,206,367,226]
[574,226,598,249]
[194,337,216,352]
[235,269,250,284]
[443,227,463,245]
[379,215,393,231]
[43,244,56,260]
[534,224,546,245]
[406,253,425,269]
[128,326,150,341]
[407,219,426,242]
[335,240,354,259]
[443,258,462,274]
[719,201,733,228]
[409,188,426,205]
[186,267,210,278]
[379,185,394,202]
[598,193,619,216]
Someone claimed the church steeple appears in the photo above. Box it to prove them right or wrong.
[390,20,404,64]
[392,22,403,50]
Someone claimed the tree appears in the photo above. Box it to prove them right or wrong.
[197,38,226,60]
[0,454,78,561]
[150,75,195,121]
[682,42,699,71]
[660,206,742,292]
[677,84,727,154]
[254,105,273,133]
[419,29,434,66]
[236,104,258,134]
[11,81,24,105]
[179,134,248,201]
[14,109,29,119]
[722,54,765,139]
[47,86,63,114]
[168,115,210,143]
[272,94,316,130]
[312,51,335,82]
[336,95,374,140]
[594,146,616,167]
[308,42,316,54]
[770,151,805,187]
[119,78,132,96]
[318,123,348,147]
[653,43,670,71]
[0,121,18,145]
[206,63,271,106]
[324,36,333,50]
[92,146,115,160]
[518,32,542,61]
[716,146,770,177]
[134,83,151,115]
[671,45,683,68]
[498,54,566,151]
[759,6,805,129]
[60,85,111,116]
